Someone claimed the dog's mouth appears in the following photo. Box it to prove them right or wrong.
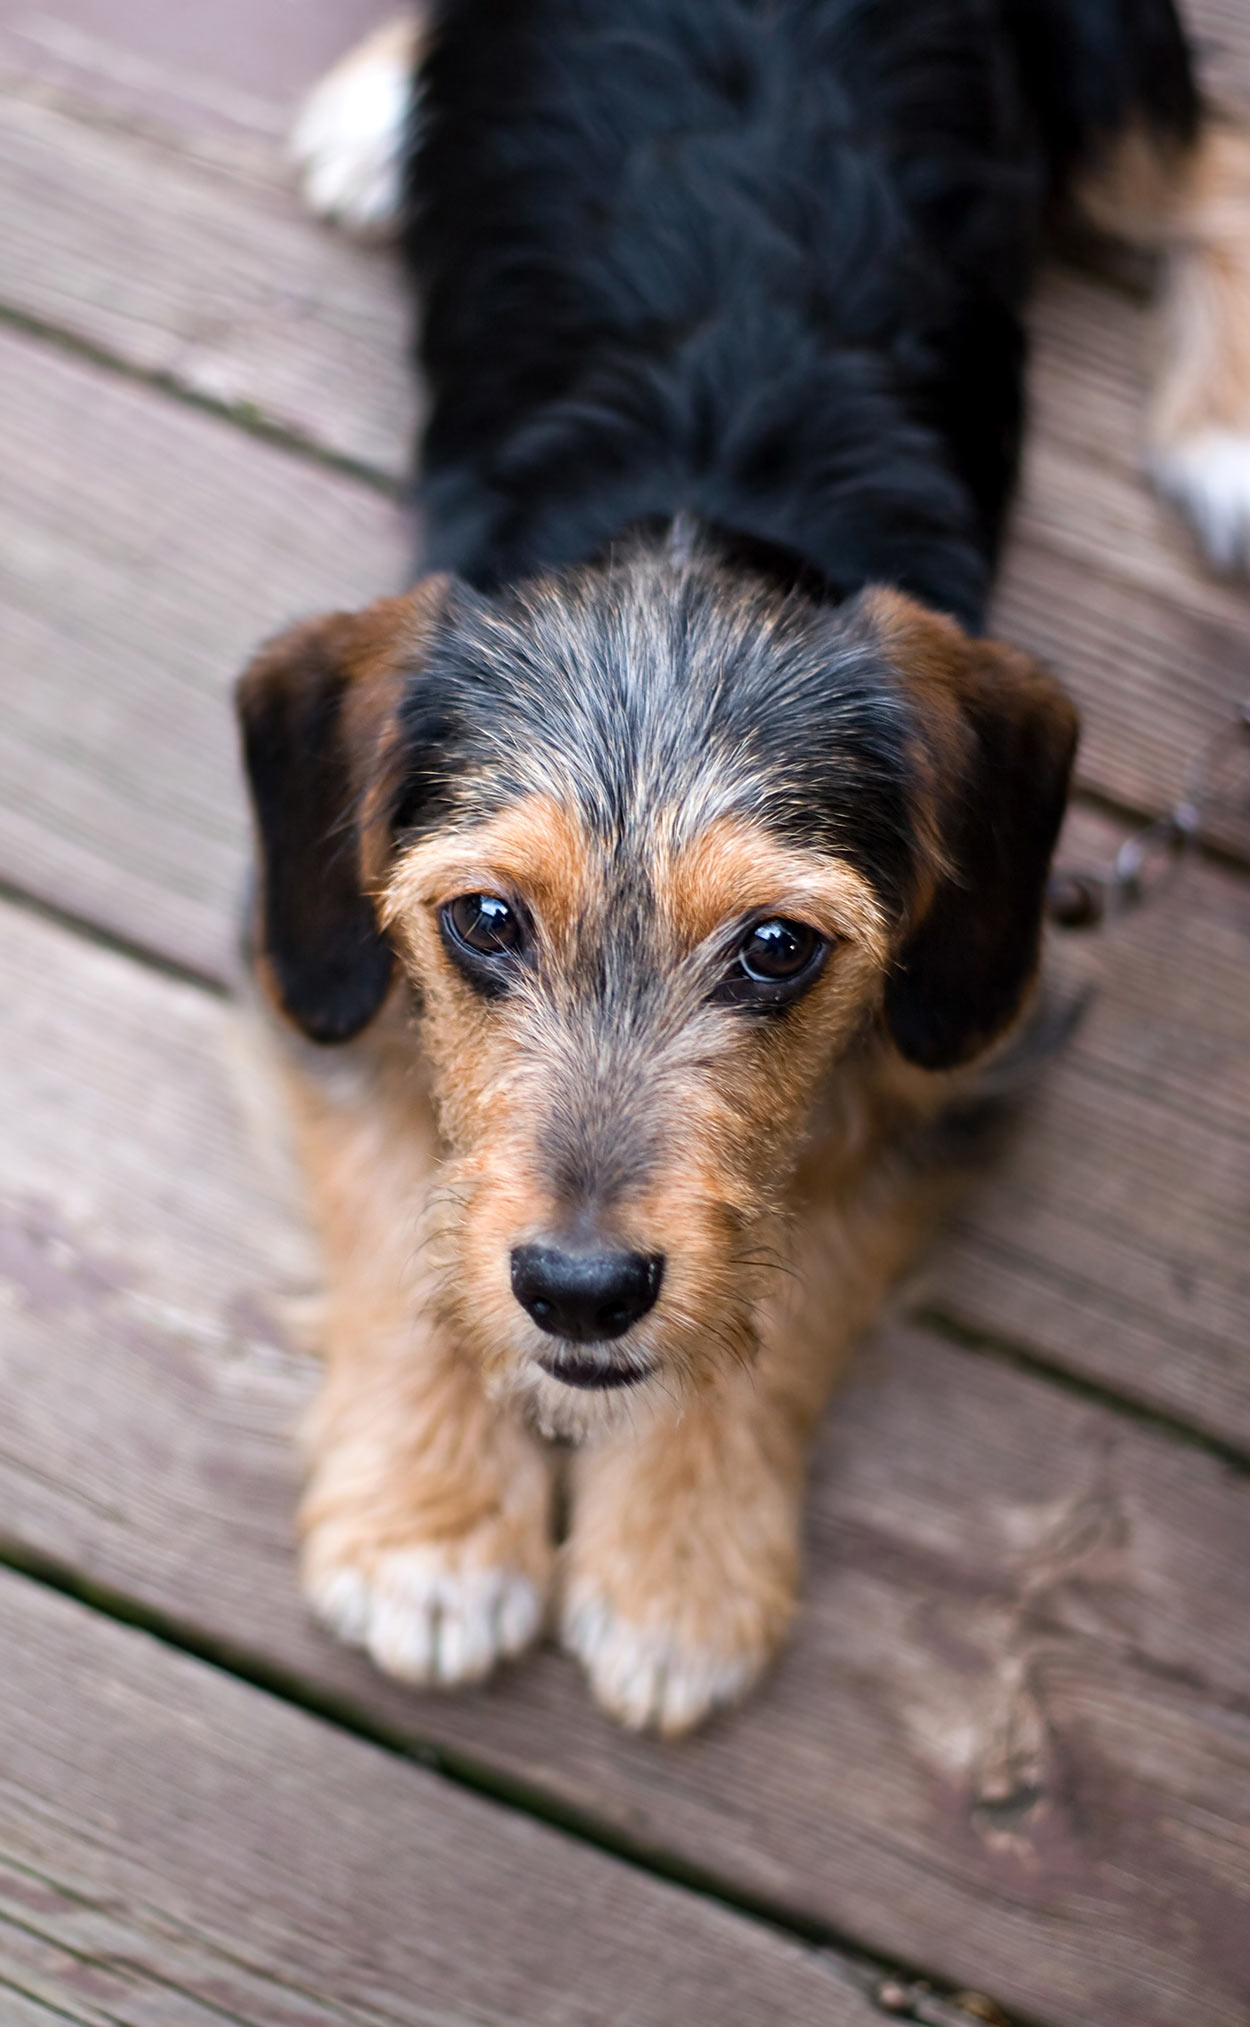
[536,1350,657,1391]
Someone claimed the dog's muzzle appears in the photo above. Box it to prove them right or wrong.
[510,1243,663,1387]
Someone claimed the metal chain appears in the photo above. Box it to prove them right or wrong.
[872,1976,1013,2026]
[1047,697,1250,930]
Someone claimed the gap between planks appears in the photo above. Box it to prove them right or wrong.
[0,1563,891,2027]
[1,85,1249,859]
[0,1534,1021,2027]
[1,11,1248,2021]
[1,892,1248,2027]
[0,309,1247,1445]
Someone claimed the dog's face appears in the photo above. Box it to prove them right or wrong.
[238,545,1075,1433]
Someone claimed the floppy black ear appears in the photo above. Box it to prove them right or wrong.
[860,590,1079,1071]
[235,584,450,1044]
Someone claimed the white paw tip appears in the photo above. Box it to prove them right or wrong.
[307,1562,372,1646]
[562,1593,759,1736]
[1151,428,1250,573]
[289,25,417,238]
[306,1546,544,1688]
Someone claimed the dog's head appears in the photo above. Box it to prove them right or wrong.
[237,543,1076,1433]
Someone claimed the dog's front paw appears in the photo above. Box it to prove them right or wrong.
[305,1529,550,1687]
[561,1585,772,1736]
[1151,427,1250,574]
[560,1416,800,1735]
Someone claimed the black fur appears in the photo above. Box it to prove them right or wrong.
[405,0,1198,627]
[238,0,1187,1061]
[396,558,920,913]
[382,551,1074,1069]
[237,626,395,1043]
[1002,0,1199,185]
[881,631,1078,1067]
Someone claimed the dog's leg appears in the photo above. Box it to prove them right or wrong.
[278,1013,556,1686]
[290,14,424,239]
[561,1094,950,1735]
[1080,118,1250,573]
[560,1368,805,1737]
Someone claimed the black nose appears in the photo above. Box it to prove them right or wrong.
[510,1244,664,1343]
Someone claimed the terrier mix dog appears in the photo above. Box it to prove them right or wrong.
[239,0,1250,1733]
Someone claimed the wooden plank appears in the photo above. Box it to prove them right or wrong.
[0,0,393,149]
[929,805,1250,1436]
[0,90,417,476]
[0,1993,79,2027]
[995,532,1250,866]
[3,76,1250,854]
[995,265,1250,862]
[0,324,409,982]
[1,894,1249,2027]
[2,0,1243,157]
[0,1569,877,2027]
[3,324,1246,1441]
[1191,0,1250,110]
[0,314,1246,1428]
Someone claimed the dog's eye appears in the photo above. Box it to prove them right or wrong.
[739,919,819,981]
[441,894,525,971]
[443,893,521,954]
[714,918,827,1010]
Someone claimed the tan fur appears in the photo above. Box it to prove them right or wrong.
[1077,122,1192,250]
[271,779,967,1725]
[240,581,1065,1730]
[1078,119,1250,563]
[864,584,1063,782]
[277,997,556,1687]
[1151,123,1250,447]
[661,813,891,961]
[277,947,960,1726]
[385,794,601,956]
[1086,121,1250,439]
[562,1043,959,1732]
[380,795,901,1442]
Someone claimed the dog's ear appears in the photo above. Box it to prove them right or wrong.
[854,588,1079,1071]
[235,579,452,1044]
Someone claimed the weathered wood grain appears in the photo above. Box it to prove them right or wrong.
[1,310,1246,1432]
[994,536,1250,866]
[1,893,1248,2027]
[1191,0,1250,109]
[0,325,409,981]
[0,1569,879,2027]
[929,805,1250,1437]
[4,74,1250,850]
[0,89,417,474]
[0,0,393,149]
[0,1991,78,2027]
[1,6,1247,2026]
[4,319,1246,1441]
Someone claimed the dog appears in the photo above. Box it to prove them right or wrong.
[237,0,1249,1734]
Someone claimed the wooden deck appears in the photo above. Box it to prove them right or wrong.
[1,5,1249,2023]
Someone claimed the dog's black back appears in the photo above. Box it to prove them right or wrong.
[406,0,1196,629]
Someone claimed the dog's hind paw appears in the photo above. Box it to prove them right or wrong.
[306,1540,547,1687]
[1151,427,1250,574]
[561,1588,766,1736]
[290,15,421,240]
